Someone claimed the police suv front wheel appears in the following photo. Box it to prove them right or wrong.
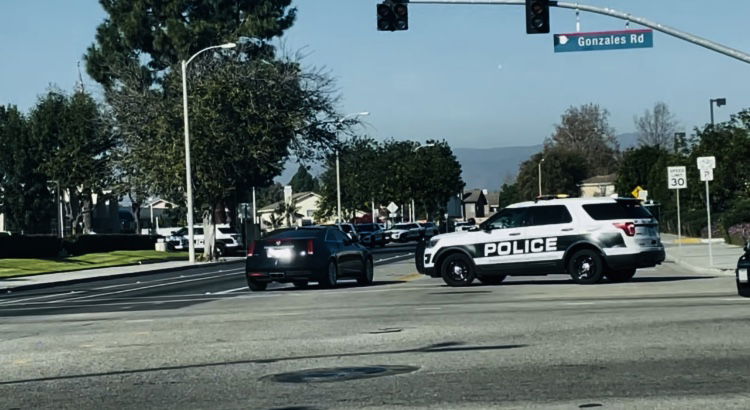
[441,253,475,287]
[567,249,604,284]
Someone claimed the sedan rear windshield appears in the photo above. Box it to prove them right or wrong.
[356,224,377,232]
[582,202,653,220]
[264,229,325,239]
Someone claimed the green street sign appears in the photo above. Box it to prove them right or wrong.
[554,29,654,53]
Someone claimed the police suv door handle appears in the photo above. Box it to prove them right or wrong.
[561,228,574,232]
[509,232,521,236]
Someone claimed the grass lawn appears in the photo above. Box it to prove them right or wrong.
[0,250,188,278]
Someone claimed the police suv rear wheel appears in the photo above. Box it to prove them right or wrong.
[441,253,475,287]
[605,268,636,283]
[478,275,507,285]
[568,249,604,284]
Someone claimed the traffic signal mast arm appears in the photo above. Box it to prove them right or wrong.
[403,0,750,65]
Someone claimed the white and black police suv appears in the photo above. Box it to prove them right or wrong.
[416,197,665,286]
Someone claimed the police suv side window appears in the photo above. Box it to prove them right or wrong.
[525,206,573,226]
[487,208,527,229]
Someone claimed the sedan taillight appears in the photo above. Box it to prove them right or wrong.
[247,241,256,256]
[307,239,315,255]
[613,222,636,237]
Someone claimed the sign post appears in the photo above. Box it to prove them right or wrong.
[668,166,687,248]
[697,156,716,266]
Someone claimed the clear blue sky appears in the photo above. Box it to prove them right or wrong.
[1,0,749,148]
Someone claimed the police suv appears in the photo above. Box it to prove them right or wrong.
[416,197,665,286]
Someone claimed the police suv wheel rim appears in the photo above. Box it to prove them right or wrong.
[574,256,594,279]
[447,260,469,282]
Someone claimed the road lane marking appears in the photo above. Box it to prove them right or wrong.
[375,253,414,263]
[214,287,247,295]
[90,267,245,290]
[395,272,423,282]
[46,272,241,303]
[0,291,83,306]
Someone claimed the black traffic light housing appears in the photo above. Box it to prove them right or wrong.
[526,0,550,34]
[377,1,408,31]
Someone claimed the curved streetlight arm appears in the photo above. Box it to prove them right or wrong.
[186,43,237,66]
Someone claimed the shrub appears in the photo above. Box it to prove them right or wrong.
[0,235,62,258]
[63,234,163,256]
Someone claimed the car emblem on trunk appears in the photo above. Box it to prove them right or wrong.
[275,240,281,246]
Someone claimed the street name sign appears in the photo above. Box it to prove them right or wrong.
[697,156,716,170]
[554,29,654,53]
[668,166,687,189]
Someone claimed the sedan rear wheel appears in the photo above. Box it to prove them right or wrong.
[320,260,338,288]
[357,258,374,286]
[247,279,267,291]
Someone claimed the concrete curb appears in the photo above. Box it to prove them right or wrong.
[1,259,244,293]
[664,254,735,277]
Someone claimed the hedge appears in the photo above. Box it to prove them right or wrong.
[0,234,163,259]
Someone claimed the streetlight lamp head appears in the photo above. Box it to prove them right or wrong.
[359,112,370,116]
[221,42,237,49]
[716,98,726,106]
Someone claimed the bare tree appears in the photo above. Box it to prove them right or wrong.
[547,103,620,175]
[634,102,678,149]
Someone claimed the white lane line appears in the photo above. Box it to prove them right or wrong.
[214,287,247,295]
[721,298,748,302]
[47,272,241,303]
[90,267,244,290]
[0,296,279,311]
[375,253,414,263]
[0,291,83,306]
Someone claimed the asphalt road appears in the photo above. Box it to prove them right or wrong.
[0,243,418,317]
[2,253,750,409]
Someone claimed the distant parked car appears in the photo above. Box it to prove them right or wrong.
[419,222,439,238]
[356,223,387,247]
[737,241,750,297]
[245,226,373,291]
[386,223,422,243]
[167,225,241,256]
[322,223,360,242]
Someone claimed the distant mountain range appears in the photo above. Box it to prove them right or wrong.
[276,133,640,191]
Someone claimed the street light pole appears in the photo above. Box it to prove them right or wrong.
[181,42,236,263]
[538,158,545,197]
[335,111,370,223]
[709,98,726,127]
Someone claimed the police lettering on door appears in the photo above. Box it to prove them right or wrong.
[482,237,558,257]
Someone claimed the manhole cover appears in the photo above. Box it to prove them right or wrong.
[263,365,419,383]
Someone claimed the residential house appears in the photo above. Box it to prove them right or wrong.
[462,189,488,221]
[580,174,617,198]
[258,191,328,230]
[486,191,501,214]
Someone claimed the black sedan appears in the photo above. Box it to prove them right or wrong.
[245,226,374,291]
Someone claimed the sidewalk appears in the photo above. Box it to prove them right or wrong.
[0,257,245,292]
[661,233,742,276]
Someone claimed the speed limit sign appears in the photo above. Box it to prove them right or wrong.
[667,166,687,189]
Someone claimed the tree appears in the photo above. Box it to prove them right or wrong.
[34,90,115,234]
[515,148,589,200]
[85,0,297,90]
[614,145,670,198]
[257,183,284,208]
[635,102,678,150]
[0,105,55,234]
[547,103,619,175]
[289,165,319,193]
[316,138,463,222]
[497,183,521,208]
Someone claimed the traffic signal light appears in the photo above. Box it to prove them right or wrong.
[526,0,550,34]
[377,1,408,31]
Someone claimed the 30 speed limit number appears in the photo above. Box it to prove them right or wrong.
[668,166,687,189]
